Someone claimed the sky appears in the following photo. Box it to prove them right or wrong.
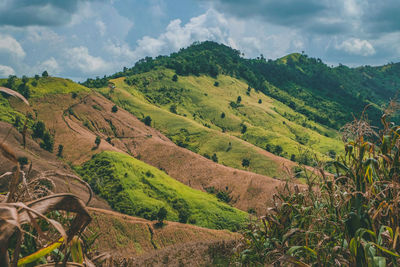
[0,0,399,81]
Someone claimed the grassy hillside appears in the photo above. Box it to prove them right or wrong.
[88,41,399,129]
[77,151,248,231]
[0,76,89,99]
[98,68,342,174]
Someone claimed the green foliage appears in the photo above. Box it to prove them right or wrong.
[211,153,218,163]
[42,70,49,77]
[57,144,64,158]
[32,121,46,138]
[169,104,177,114]
[214,81,219,87]
[236,96,242,104]
[241,158,250,167]
[172,74,178,82]
[156,207,168,225]
[94,136,101,147]
[40,131,54,152]
[111,105,118,113]
[237,111,400,266]
[77,151,247,231]
[142,116,152,126]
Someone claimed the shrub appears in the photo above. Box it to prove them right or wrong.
[40,131,54,152]
[57,144,63,157]
[241,158,250,167]
[258,99,262,104]
[156,207,168,225]
[142,116,152,126]
[170,104,177,114]
[214,81,219,87]
[172,74,178,82]
[111,105,118,113]
[71,92,78,99]
[221,112,225,118]
[211,153,218,163]
[240,123,247,134]
[32,121,45,139]
[95,136,101,147]
[236,96,242,103]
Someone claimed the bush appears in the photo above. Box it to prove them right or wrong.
[57,144,63,158]
[18,157,28,168]
[32,121,46,139]
[40,131,54,152]
[237,111,400,266]
[211,153,218,163]
[241,158,250,167]
[95,136,101,147]
[221,112,225,118]
[142,116,152,126]
[111,105,118,113]
[258,99,262,104]
[169,104,177,114]
[214,81,219,87]
[156,207,168,225]
[172,74,178,82]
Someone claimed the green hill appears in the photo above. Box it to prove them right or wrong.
[77,151,248,231]
[86,41,399,129]
[97,67,342,176]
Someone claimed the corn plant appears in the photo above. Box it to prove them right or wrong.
[236,105,400,266]
[0,87,108,267]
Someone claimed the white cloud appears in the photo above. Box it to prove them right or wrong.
[336,38,376,56]
[0,65,15,77]
[66,46,108,73]
[27,27,63,43]
[38,57,60,74]
[96,20,106,36]
[104,41,136,59]
[0,34,25,58]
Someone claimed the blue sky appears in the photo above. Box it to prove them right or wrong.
[0,0,399,81]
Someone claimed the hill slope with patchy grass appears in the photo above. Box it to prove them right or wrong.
[99,68,342,176]
[78,151,248,231]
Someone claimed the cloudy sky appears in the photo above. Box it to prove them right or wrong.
[0,0,399,81]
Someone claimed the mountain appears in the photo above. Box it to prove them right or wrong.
[85,41,399,129]
[1,41,400,264]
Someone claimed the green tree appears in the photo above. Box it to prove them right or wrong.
[258,99,262,104]
[211,153,218,163]
[274,145,283,156]
[214,81,219,87]
[57,144,64,158]
[32,121,46,139]
[111,105,118,113]
[242,158,250,167]
[41,131,54,152]
[237,96,242,104]
[170,104,177,114]
[142,116,152,126]
[42,70,49,77]
[34,74,40,80]
[172,74,178,82]
[95,136,101,147]
[241,124,247,134]
[156,207,168,225]
[221,112,225,118]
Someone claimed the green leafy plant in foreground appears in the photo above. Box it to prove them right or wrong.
[237,104,400,266]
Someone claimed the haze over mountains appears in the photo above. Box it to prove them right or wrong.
[1,41,399,265]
